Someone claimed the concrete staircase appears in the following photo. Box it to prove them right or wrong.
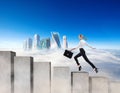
[0,51,120,93]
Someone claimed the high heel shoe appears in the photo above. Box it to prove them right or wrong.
[93,67,98,73]
[78,66,82,71]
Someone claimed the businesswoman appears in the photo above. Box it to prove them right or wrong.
[71,34,98,73]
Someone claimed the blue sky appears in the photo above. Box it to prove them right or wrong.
[0,0,120,49]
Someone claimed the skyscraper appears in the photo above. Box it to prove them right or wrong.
[51,32,61,48]
[33,34,40,49]
[40,38,50,49]
[23,40,27,50]
[63,35,68,49]
[26,38,32,50]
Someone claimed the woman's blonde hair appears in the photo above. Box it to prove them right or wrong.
[79,34,87,40]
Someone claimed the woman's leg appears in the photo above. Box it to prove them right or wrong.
[74,52,82,71]
[74,52,82,66]
[80,49,96,69]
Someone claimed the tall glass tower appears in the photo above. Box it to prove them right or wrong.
[63,35,68,49]
[40,38,50,49]
[51,32,61,48]
[26,38,32,50]
[23,40,27,50]
[33,34,40,49]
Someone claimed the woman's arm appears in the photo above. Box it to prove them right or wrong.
[85,43,96,49]
[70,48,76,51]
[70,45,80,51]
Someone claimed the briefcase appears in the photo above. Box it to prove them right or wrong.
[63,50,73,59]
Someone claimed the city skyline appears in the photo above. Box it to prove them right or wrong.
[23,32,64,50]
[0,0,120,49]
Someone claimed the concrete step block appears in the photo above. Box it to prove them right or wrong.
[90,76,109,93]
[109,81,120,93]
[33,62,51,93]
[71,71,89,93]
[52,66,70,93]
[0,51,16,93]
[14,56,33,93]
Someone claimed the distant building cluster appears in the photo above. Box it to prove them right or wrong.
[23,32,68,51]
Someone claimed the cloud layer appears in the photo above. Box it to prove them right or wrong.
[16,49,120,81]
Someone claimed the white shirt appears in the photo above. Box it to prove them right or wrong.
[76,39,93,49]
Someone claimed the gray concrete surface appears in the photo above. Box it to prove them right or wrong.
[52,66,70,93]
[71,71,89,93]
[14,56,33,93]
[90,76,109,93]
[33,62,51,93]
[0,51,16,93]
